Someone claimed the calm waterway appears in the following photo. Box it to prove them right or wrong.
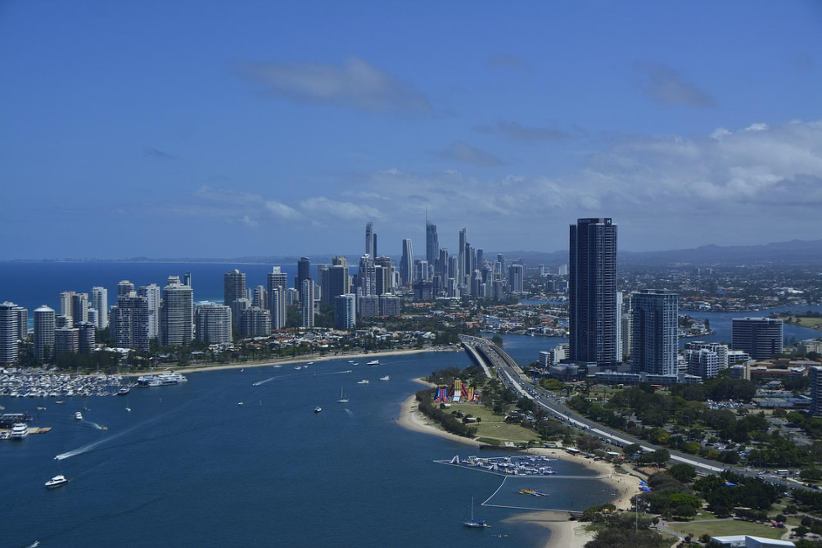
[1,351,614,547]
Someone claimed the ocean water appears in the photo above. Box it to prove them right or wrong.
[0,351,615,548]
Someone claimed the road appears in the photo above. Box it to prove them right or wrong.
[459,335,813,493]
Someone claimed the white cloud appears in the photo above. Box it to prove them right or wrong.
[299,196,384,221]
[241,57,431,113]
[264,200,301,220]
[437,141,504,167]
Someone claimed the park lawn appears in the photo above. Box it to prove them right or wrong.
[450,403,540,444]
[668,519,786,540]
[784,316,822,330]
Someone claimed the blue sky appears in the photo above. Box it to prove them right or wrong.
[2,1,822,258]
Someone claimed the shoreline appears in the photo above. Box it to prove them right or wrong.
[129,346,459,376]
[396,385,640,548]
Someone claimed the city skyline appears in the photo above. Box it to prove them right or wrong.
[3,3,822,258]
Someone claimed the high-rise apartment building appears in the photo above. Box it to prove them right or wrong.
[732,318,784,359]
[111,292,150,352]
[508,264,524,294]
[240,306,271,338]
[160,276,194,346]
[301,279,315,328]
[196,303,232,344]
[54,327,79,355]
[138,284,161,340]
[630,290,678,376]
[334,294,357,330]
[569,218,617,367]
[296,257,311,298]
[810,366,822,417]
[398,239,413,288]
[117,280,135,298]
[270,287,287,330]
[686,348,719,379]
[458,228,467,287]
[0,302,19,364]
[223,269,247,307]
[34,305,55,362]
[71,292,89,324]
[426,218,439,264]
[91,286,108,329]
[77,321,96,353]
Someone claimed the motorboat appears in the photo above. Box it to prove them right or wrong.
[117,387,130,396]
[337,387,349,403]
[45,475,68,489]
[74,411,83,421]
[379,375,390,381]
[366,360,380,366]
[10,423,29,439]
[313,406,322,414]
[357,379,369,384]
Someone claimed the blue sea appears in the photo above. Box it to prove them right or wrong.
[0,351,614,547]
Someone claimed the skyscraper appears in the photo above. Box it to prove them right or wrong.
[630,290,679,376]
[111,292,150,352]
[34,305,55,362]
[252,285,268,309]
[334,294,357,330]
[400,239,414,288]
[267,266,288,311]
[71,292,89,324]
[91,286,109,329]
[196,303,233,344]
[160,276,194,346]
[240,306,271,338]
[810,366,822,417]
[458,228,467,286]
[138,284,161,339]
[77,321,96,353]
[508,264,524,294]
[270,287,286,330]
[323,260,349,305]
[732,318,784,359]
[358,255,376,296]
[365,222,376,257]
[301,279,315,328]
[425,217,439,264]
[0,302,19,365]
[54,327,79,356]
[223,269,247,307]
[117,280,135,298]
[59,291,74,320]
[569,218,617,367]
[296,257,311,297]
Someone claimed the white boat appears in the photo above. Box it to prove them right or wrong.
[357,379,369,384]
[294,366,302,370]
[45,475,68,489]
[337,387,349,403]
[366,360,380,366]
[313,406,322,414]
[463,497,490,529]
[306,362,314,365]
[379,375,390,381]
[74,411,83,421]
[10,423,29,439]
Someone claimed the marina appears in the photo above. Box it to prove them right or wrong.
[436,455,559,477]
[0,369,129,398]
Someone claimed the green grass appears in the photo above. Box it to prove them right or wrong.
[783,315,822,330]
[450,403,540,444]
[668,519,786,540]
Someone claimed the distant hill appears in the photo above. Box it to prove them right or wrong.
[495,239,822,267]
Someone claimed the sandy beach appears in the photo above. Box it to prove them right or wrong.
[130,346,458,376]
[396,386,642,548]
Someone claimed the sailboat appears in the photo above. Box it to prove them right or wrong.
[337,387,349,403]
[463,497,490,528]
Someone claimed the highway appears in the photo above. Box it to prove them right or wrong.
[459,335,813,492]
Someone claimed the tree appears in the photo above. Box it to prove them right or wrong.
[669,463,696,483]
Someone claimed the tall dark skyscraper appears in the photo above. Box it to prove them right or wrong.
[732,317,784,359]
[569,217,617,367]
[425,216,439,264]
[365,222,377,257]
[296,257,311,296]
[223,269,247,306]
